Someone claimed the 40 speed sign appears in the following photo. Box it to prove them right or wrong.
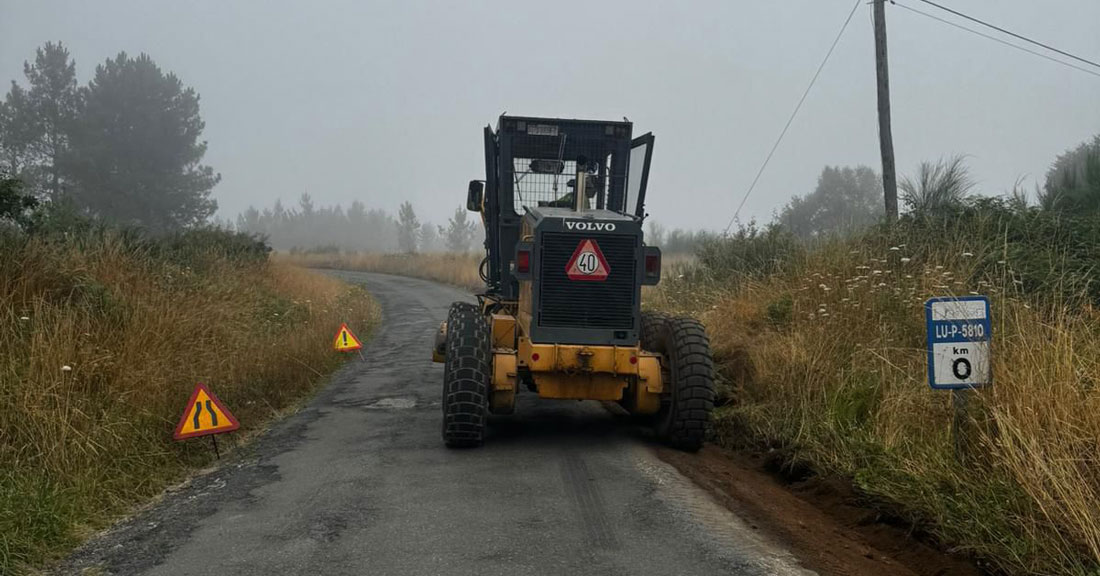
[925,296,992,390]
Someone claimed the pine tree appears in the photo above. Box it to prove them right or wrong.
[66,52,219,231]
[397,201,420,253]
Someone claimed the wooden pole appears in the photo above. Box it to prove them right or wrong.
[874,0,899,223]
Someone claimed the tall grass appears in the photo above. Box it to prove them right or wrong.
[0,230,380,573]
[654,208,1100,575]
[278,251,484,291]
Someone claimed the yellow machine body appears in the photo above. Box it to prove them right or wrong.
[433,298,663,415]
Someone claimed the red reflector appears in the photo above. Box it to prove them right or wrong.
[645,254,659,275]
[517,250,530,273]
[531,352,540,362]
[629,356,638,365]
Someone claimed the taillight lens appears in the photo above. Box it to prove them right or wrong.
[517,250,531,273]
[645,253,659,276]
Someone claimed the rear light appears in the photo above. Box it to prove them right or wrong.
[517,250,531,274]
[645,253,659,276]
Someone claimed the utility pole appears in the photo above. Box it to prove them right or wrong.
[874,0,899,223]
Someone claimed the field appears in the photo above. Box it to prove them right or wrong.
[294,218,1100,575]
[0,230,380,573]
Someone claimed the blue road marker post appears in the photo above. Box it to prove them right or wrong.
[925,296,992,463]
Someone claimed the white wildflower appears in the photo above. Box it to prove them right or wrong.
[900,257,911,264]
[889,246,900,251]
[61,365,72,372]
[20,316,30,321]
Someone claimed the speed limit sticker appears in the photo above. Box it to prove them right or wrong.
[566,239,610,281]
[925,296,992,390]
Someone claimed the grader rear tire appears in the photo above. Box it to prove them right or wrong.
[441,302,490,448]
[654,317,715,452]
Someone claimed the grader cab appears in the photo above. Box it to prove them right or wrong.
[433,115,715,451]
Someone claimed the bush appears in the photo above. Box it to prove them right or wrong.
[696,222,804,282]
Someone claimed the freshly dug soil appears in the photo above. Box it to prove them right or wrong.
[656,445,987,576]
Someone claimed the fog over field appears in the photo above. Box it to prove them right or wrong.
[2,0,1097,231]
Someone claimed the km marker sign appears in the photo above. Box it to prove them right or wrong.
[925,296,992,390]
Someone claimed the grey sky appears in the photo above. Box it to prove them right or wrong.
[2,0,1098,230]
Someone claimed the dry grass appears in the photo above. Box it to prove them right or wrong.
[0,232,380,574]
[651,238,1100,575]
[278,252,484,291]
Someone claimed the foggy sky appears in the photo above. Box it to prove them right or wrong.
[2,0,1098,230]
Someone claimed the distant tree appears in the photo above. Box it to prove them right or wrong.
[440,206,479,252]
[396,201,420,252]
[1040,134,1100,213]
[298,193,315,217]
[0,42,80,201]
[646,221,666,247]
[66,52,219,231]
[420,221,440,252]
[779,166,882,240]
[0,174,38,229]
[900,155,975,215]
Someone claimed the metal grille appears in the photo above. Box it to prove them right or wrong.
[504,126,626,213]
[538,233,637,329]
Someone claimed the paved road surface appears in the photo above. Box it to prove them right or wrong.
[61,272,813,576]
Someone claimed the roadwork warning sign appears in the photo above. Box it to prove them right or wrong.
[566,239,610,281]
[173,383,241,440]
[334,323,362,352]
[925,296,992,390]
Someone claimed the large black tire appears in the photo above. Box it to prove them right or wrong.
[640,311,670,352]
[441,302,490,448]
[654,317,716,452]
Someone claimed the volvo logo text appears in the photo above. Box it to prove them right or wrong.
[564,221,616,232]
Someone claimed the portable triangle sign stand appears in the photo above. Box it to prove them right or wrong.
[334,322,363,352]
[566,239,610,281]
[173,382,240,442]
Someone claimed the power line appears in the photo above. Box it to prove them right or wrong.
[723,0,862,235]
[913,0,1100,71]
[895,2,1100,79]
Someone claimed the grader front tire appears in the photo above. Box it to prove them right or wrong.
[441,302,490,448]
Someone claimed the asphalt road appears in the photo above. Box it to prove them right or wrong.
[60,272,814,576]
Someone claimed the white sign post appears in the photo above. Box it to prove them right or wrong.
[925,296,992,463]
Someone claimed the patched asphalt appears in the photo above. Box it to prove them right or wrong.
[57,272,814,576]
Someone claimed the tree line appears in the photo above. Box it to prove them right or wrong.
[235,196,482,253]
[0,42,217,233]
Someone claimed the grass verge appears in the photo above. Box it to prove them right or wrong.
[0,230,380,574]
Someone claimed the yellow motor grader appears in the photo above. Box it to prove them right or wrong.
[432,115,714,451]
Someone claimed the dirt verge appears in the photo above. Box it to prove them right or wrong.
[656,445,987,576]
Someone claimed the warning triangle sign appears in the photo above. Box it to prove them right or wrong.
[566,239,611,281]
[173,383,240,440]
[333,323,363,352]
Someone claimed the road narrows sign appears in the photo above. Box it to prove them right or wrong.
[566,239,610,281]
[925,296,992,390]
[334,323,362,352]
[173,383,240,440]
